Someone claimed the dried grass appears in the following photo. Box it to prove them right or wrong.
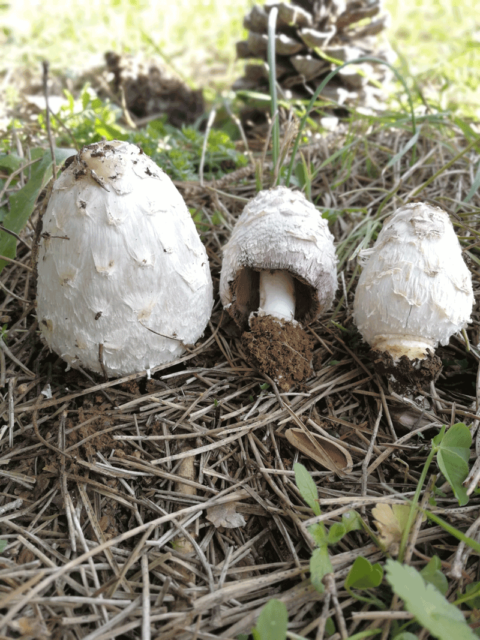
[0,116,480,639]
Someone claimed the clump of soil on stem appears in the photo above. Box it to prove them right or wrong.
[242,315,314,390]
[371,349,443,393]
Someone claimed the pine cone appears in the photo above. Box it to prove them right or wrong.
[105,52,204,128]
[234,0,395,110]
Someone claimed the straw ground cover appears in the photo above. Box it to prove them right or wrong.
[1,1,480,639]
[1,110,480,638]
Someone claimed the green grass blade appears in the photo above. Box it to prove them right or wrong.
[423,509,480,555]
[285,57,416,187]
[267,7,279,180]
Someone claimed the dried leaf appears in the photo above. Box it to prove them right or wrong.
[286,428,353,476]
[206,501,247,529]
[10,616,51,638]
[372,503,414,555]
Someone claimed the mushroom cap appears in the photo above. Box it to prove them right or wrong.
[220,186,337,328]
[353,202,474,353]
[37,140,213,377]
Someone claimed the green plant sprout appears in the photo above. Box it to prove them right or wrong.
[342,423,473,638]
[398,422,471,561]
[385,559,477,640]
[36,86,248,182]
[0,147,75,275]
[294,462,361,593]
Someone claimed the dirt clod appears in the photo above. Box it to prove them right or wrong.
[371,348,442,393]
[241,315,314,391]
[105,51,204,127]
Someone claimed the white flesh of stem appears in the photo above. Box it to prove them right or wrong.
[259,270,295,322]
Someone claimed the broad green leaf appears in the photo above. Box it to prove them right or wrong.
[436,423,471,506]
[327,523,346,545]
[385,559,477,640]
[0,540,6,553]
[342,509,362,533]
[252,599,288,640]
[310,545,332,593]
[294,463,320,516]
[325,618,335,636]
[308,523,327,547]
[0,148,76,274]
[393,634,418,640]
[347,632,381,640]
[345,556,383,590]
[420,556,448,595]
[237,636,249,640]
[294,161,308,189]
[0,153,23,172]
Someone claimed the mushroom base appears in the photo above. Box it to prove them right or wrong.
[241,315,314,391]
[371,336,435,361]
[371,348,442,393]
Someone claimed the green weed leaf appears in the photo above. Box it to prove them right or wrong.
[385,559,477,640]
[308,523,327,547]
[393,634,418,640]
[252,599,288,640]
[0,148,75,274]
[0,153,23,172]
[435,423,471,506]
[454,581,480,608]
[294,463,320,516]
[342,510,362,533]
[420,556,448,595]
[325,618,335,636]
[345,556,384,590]
[327,523,346,545]
[0,540,6,553]
[310,545,332,593]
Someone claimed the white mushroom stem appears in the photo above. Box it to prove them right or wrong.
[259,270,296,322]
[372,335,435,361]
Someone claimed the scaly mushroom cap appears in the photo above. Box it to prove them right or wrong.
[220,186,337,328]
[37,140,213,377]
[353,202,474,360]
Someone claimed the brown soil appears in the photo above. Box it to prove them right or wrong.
[371,348,443,393]
[105,52,204,127]
[241,315,314,391]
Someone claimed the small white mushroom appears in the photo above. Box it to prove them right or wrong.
[220,186,337,388]
[37,140,213,377]
[353,202,473,380]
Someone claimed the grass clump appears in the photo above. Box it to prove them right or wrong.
[35,87,249,181]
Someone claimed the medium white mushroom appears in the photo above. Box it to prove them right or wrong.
[37,140,213,377]
[353,202,473,383]
[220,186,337,388]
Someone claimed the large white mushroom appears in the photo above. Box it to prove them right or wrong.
[220,186,337,388]
[353,202,474,384]
[36,140,213,377]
